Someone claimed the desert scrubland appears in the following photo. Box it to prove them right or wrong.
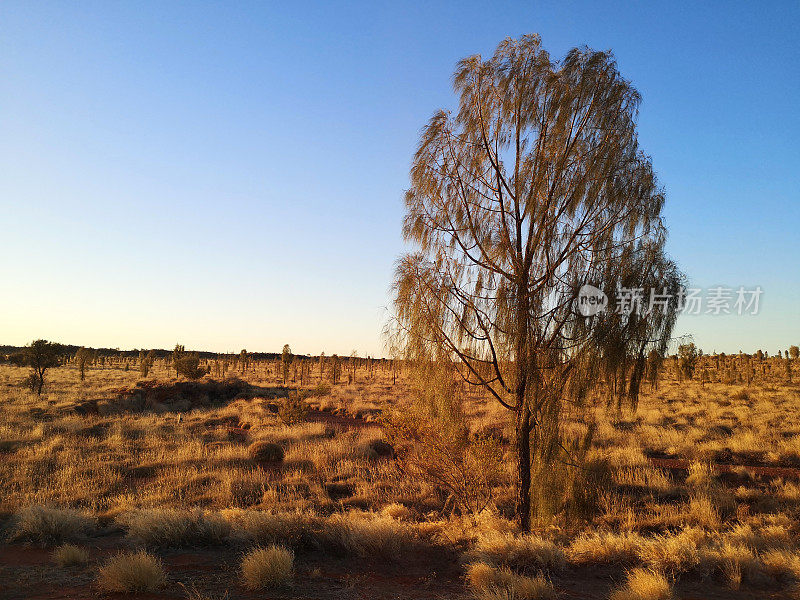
[1,353,800,599]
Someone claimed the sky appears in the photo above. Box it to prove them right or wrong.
[1,1,798,357]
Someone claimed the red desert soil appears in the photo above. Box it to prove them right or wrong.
[1,539,790,600]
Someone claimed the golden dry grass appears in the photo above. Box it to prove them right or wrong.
[8,505,94,544]
[3,361,800,596]
[609,568,673,600]
[97,550,166,593]
[52,542,89,567]
[241,545,294,589]
[466,562,556,600]
[119,508,231,547]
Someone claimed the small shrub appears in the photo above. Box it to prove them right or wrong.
[97,550,166,593]
[301,382,331,398]
[22,372,42,393]
[278,392,308,425]
[52,543,90,567]
[241,545,293,589]
[466,562,556,600]
[175,354,208,379]
[248,441,285,463]
[9,505,94,544]
[609,568,673,600]
[368,439,395,458]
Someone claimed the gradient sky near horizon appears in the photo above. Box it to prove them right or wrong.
[1,1,798,357]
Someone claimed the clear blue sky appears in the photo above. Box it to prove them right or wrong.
[1,1,798,357]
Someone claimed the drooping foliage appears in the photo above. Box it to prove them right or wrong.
[392,34,683,528]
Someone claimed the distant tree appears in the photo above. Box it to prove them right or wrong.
[678,343,698,381]
[281,344,293,385]
[318,352,325,381]
[790,346,799,361]
[349,350,358,384]
[75,347,94,382]
[139,350,155,378]
[23,340,63,395]
[175,352,208,379]
[172,344,185,378]
[699,367,710,387]
[240,349,249,374]
[330,354,341,384]
[756,349,764,361]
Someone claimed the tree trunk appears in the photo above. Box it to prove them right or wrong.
[513,278,532,532]
[515,400,532,532]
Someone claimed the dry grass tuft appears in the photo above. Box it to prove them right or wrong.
[726,523,793,551]
[97,550,166,593]
[322,511,415,559]
[472,531,565,574]
[761,549,800,581]
[685,495,721,528]
[180,584,230,600]
[567,531,645,565]
[466,562,556,600]
[9,505,94,544]
[609,568,673,600]
[119,508,231,547]
[241,545,294,589]
[222,509,316,549]
[697,542,766,588]
[686,461,715,490]
[52,543,90,567]
[381,502,413,521]
[637,527,705,575]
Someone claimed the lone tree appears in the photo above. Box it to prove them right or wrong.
[174,352,208,379]
[139,349,156,378]
[75,347,94,382]
[678,343,699,380]
[392,35,681,530]
[330,354,341,384]
[172,344,185,378]
[23,339,63,395]
[281,344,293,385]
